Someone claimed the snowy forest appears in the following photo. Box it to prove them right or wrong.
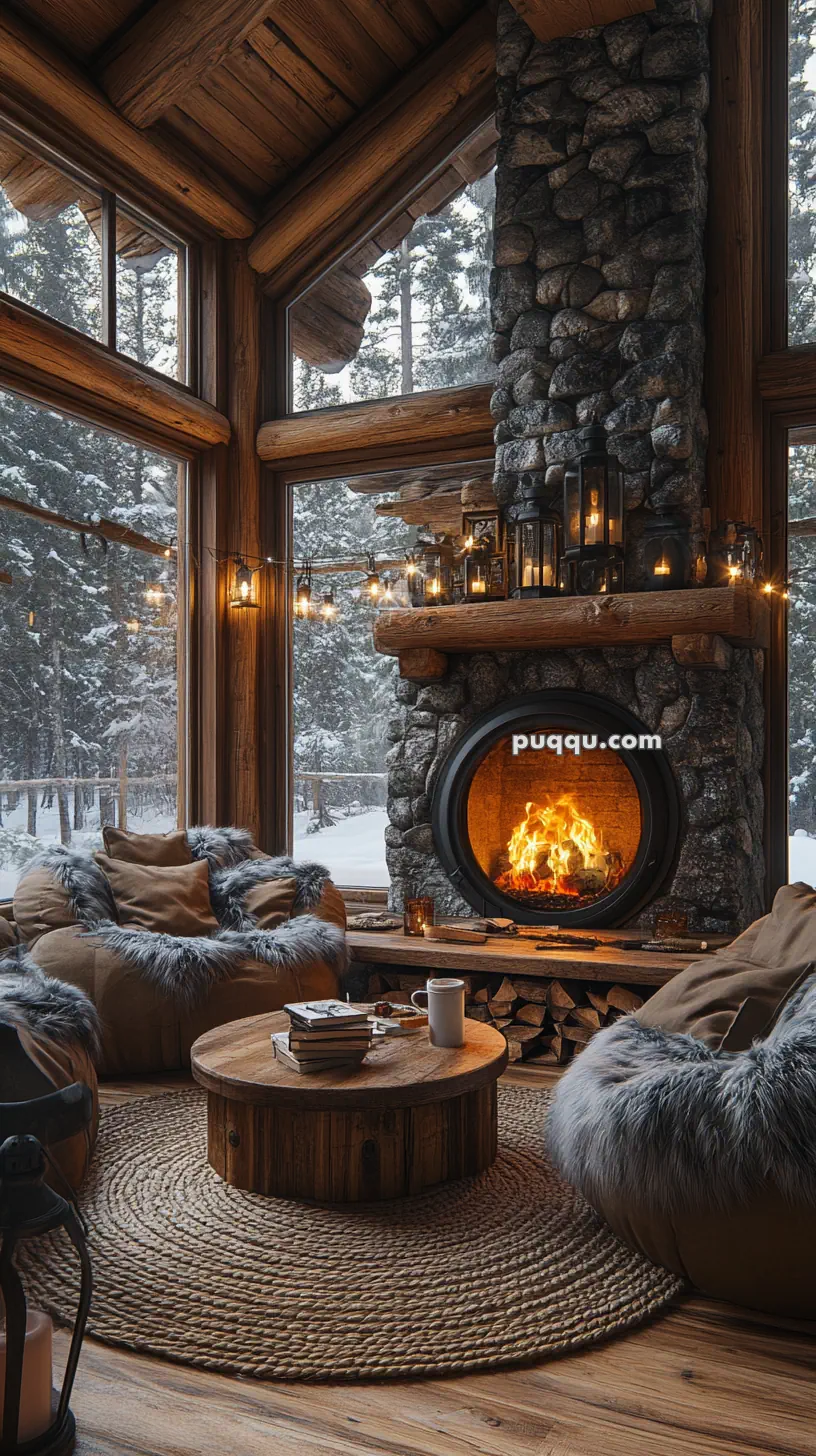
[787,0,816,856]
[0,172,181,895]
[291,173,494,882]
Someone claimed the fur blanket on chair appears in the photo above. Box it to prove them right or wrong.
[0,946,101,1056]
[546,971,816,1216]
[17,832,348,1009]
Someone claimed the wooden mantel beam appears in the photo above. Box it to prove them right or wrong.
[0,10,254,240]
[508,0,655,42]
[0,296,231,450]
[248,7,496,282]
[256,385,493,471]
[98,0,280,129]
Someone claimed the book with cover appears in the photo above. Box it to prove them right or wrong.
[272,1033,368,1074]
[287,1027,372,1044]
[285,999,369,1030]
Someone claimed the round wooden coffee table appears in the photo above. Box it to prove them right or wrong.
[191,1012,508,1202]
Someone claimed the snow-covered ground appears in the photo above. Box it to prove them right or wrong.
[790,830,816,886]
[293,808,389,887]
[0,800,175,899]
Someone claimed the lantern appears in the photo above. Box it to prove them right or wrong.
[461,507,507,602]
[562,425,625,595]
[294,570,312,618]
[642,509,693,591]
[320,589,337,622]
[230,558,259,609]
[509,474,561,598]
[0,1080,94,1454]
[404,551,425,608]
[708,521,763,586]
[362,553,381,603]
[418,541,454,606]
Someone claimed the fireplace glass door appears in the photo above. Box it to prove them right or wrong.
[466,735,643,917]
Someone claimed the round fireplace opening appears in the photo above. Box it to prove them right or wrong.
[432,692,679,928]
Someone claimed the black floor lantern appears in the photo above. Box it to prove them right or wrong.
[0,1079,93,1455]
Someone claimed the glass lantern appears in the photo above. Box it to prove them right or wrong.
[461,507,507,602]
[562,425,625,595]
[642,509,693,591]
[509,474,561,598]
[708,521,764,586]
[229,557,259,609]
[418,541,454,607]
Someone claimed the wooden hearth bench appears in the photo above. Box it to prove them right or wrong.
[347,927,732,1067]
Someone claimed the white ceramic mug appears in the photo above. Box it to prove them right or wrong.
[411,977,466,1048]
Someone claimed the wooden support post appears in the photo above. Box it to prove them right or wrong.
[671,633,734,671]
[398,648,448,682]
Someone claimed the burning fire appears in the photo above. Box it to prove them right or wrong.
[495,796,624,898]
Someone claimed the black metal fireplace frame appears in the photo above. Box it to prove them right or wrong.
[431,691,680,928]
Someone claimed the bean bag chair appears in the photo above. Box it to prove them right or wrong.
[15,826,348,1076]
[547,883,816,1318]
[0,947,100,1193]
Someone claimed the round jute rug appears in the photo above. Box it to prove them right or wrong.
[20,1087,682,1381]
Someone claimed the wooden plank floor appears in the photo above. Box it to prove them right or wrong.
[56,1072,816,1456]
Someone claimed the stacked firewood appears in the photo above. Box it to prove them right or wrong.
[363,971,650,1065]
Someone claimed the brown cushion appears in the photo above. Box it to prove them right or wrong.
[0,913,17,949]
[635,882,816,1051]
[95,854,218,937]
[243,875,297,929]
[292,878,347,930]
[102,826,192,866]
[14,864,78,946]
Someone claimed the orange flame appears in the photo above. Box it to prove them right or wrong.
[495,796,623,897]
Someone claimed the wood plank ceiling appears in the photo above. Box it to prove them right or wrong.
[6,0,485,209]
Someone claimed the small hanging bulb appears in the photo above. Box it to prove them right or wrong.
[27,608,36,630]
[363,552,380,600]
[163,547,172,559]
[144,582,164,604]
[321,589,337,621]
[762,581,774,595]
[381,576,394,604]
[727,562,742,581]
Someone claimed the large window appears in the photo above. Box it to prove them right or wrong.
[289,150,495,412]
[787,432,816,882]
[0,389,186,896]
[291,475,418,886]
[0,126,188,381]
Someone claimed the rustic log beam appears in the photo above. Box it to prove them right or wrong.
[0,295,231,449]
[706,0,763,528]
[98,0,280,129]
[789,517,816,537]
[257,384,493,469]
[0,10,254,240]
[398,648,448,682]
[671,632,733,671]
[374,586,770,657]
[247,7,496,279]
[0,491,174,559]
[507,0,654,43]
[758,349,816,402]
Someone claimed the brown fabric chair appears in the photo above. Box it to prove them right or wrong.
[19,829,348,1075]
[547,883,816,1319]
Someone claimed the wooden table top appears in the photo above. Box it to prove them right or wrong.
[191,1012,509,1111]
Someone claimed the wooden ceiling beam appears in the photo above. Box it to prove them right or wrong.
[0,10,255,239]
[0,296,231,451]
[97,0,281,129]
[507,0,655,43]
[247,6,496,282]
[257,384,493,471]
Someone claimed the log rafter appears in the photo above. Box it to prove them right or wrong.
[507,0,654,43]
[97,0,281,129]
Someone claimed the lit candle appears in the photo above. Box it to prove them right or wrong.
[522,557,535,588]
[653,557,671,577]
[0,1309,54,1441]
[428,578,440,596]
[541,563,553,587]
[471,577,486,594]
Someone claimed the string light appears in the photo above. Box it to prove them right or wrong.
[321,589,338,621]
[295,567,313,618]
[363,552,381,601]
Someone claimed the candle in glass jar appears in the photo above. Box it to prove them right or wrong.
[404,896,435,937]
[0,1308,54,1442]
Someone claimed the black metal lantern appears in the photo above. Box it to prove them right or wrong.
[461,507,507,602]
[509,474,561,598]
[418,540,454,606]
[562,424,625,595]
[642,509,693,592]
[229,557,259,609]
[0,1079,94,1455]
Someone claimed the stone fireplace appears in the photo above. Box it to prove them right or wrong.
[380,0,766,939]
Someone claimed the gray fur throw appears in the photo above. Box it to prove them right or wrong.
[546,972,816,1216]
[210,856,331,930]
[86,915,347,1008]
[0,947,101,1058]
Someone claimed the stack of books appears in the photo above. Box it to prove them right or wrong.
[271,999,373,1074]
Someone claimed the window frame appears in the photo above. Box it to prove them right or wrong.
[0,113,196,391]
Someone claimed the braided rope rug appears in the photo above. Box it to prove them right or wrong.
[20,1087,682,1381]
